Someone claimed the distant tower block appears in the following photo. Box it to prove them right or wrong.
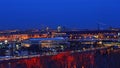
[118,32,120,42]
[57,26,62,32]
[46,27,49,32]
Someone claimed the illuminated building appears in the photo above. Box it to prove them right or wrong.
[22,37,69,49]
[60,30,120,40]
[57,26,62,32]
[46,27,49,32]
[0,29,119,42]
[0,31,48,42]
[118,32,120,42]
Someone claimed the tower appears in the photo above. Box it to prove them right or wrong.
[118,32,120,42]
[57,26,62,32]
[46,27,49,32]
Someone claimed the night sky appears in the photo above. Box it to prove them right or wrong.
[0,0,120,30]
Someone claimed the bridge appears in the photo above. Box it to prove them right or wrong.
[0,46,120,68]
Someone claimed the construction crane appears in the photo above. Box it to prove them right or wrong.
[97,22,107,30]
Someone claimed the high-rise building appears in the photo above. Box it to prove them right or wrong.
[57,26,62,32]
[118,32,120,42]
[46,27,49,32]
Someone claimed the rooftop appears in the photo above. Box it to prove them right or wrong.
[29,37,65,41]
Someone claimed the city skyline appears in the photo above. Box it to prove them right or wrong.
[0,0,120,68]
[0,0,120,29]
